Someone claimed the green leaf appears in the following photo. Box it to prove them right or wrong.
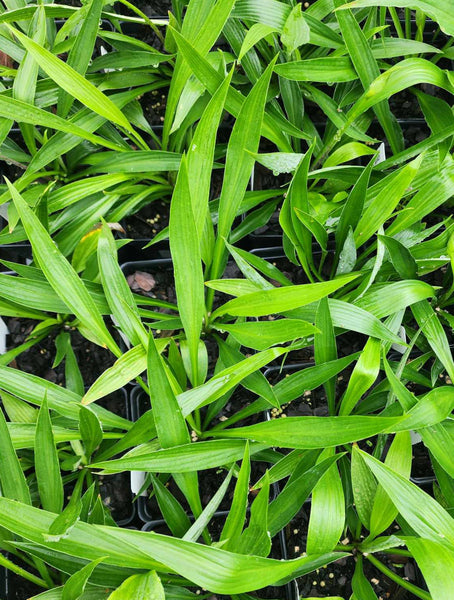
[0,91,126,152]
[0,496,348,594]
[347,59,454,126]
[238,471,271,557]
[211,56,277,280]
[98,222,147,348]
[315,297,337,414]
[214,319,318,351]
[212,415,406,449]
[412,300,454,381]
[213,274,359,317]
[83,151,181,174]
[268,454,343,536]
[12,6,46,154]
[183,468,234,543]
[294,208,328,252]
[169,154,205,386]
[107,571,165,600]
[239,23,277,60]
[281,3,310,53]
[379,234,418,279]
[339,337,381,416]
[0,366,130,431]
[177,347,288,416]
[164,0,236,141]
[187,68,232,261]
[340,0,454,36]
[275,57,358,82]
[354,156,422,247]
[57,0,104,118]
[62,557,105,600]
[334,0,403,154]
[1,390,37,424]
[79,406,103,460]
[35,397,63,513]
[91,440,266,474]
[151,474,192,538]
[307,448,345,554]
[351,556,378,600]
[336,227,357,276]
[359,450,454,551]
[8,181,117,352]
[355,280,434,319]
[0,405,31,504]
[351,445,377,530]
[416,90,454,163]
[170,27,297,151]
[369,431,412,537]
[335,156,374,255]
[272,355,358,408]
[147,333,189,449]
[220,443,250,550]
[9,25,132,130]
[404,537,454,600]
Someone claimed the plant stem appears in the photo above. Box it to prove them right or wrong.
[115,0,165,44]
[0,553,48,589]
[365,553,431,600]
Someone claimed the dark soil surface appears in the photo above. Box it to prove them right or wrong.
[123,198,170,240]
[6,318,117,386]
[141,88,168,127]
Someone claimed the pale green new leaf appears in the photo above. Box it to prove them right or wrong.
[169,155,205,386]
[35,397,63,514]
[239,23,277,60]
[281,4,310,53]
[62,557,105,600]
[339,337,381,416]
[307,448,345,554]
[107,571,165,600]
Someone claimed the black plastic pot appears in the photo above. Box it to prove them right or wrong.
[142,516,298,600]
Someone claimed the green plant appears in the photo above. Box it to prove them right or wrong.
[1,0,454,599]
